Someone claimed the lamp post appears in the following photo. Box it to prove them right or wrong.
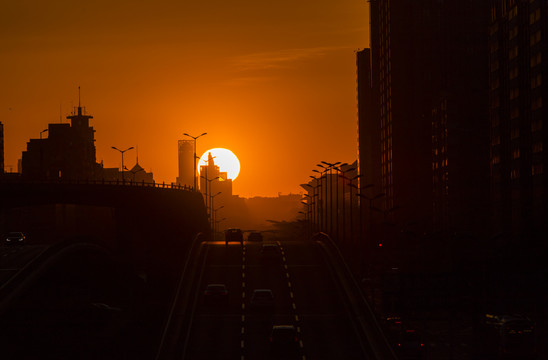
[40,129,48,139]
[348,175,364,244]
[310,174,320,231]
[320,161,341,238]
[213,205,224,240]
[336,165,356,243]
[216,217,227,240]
[183,132,207,191]
[313,167,328,233]
[112,146,134,183]
[210,190,222,230]
[201,174,219,219]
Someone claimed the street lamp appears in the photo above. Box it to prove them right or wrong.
[336,165,356,243]
[111,146,134,183]
[40,129,48,139]
[216,217,227,239]
[183,132,207,191]
[210,191,222,230]
[201,175,220,219]
[213,205,224,240]
[320,161,340,237]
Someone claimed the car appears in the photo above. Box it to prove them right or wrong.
[395,329,424,359]
[203,284,229,305]
[225,228,243,245]
[260,243,280,262]
[250,289,274,310]
[247,232,263,242]
[270,325,299,354]
[4,232,25,245]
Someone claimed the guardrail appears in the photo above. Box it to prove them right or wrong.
[154,232,209,360]
[313,232,398,360]
[0,177,195,191]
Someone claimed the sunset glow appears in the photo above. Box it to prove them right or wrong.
[198,148,240,180]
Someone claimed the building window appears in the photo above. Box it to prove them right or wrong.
[511,107,520,119]
[511,168,520,180]
[532,164,543,176]
[532,97,543,111]
[491,77,500,90]
[533,142,543,153]
[510,88,519,99]
[509,6,518,20]
[512,148,520,159]
[509,46,519,59]
[509,26,518,40]
[531,74,542,88]
[492,155,500,165]
[531,52,542,67]
[530,8,541,24]
[511,127,520,139]
[531,119,543,131]
[530,30,542,46]
[491,59,500,72]
[492,135,501,146]
[509,67,519,79]
[489,22,499,35]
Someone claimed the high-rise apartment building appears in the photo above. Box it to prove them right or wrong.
[365,0,489,236]
[177,140,194,188]
[489,0,548,240]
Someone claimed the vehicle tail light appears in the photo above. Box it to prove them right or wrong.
[420,343,424,347]
[398,343,401,347]
[294,336,299,342]
[269,337,273,342]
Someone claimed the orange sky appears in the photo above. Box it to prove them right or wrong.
[1,0,369,197]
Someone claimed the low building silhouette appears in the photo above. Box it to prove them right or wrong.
[20,101,154,183]
[22,104,100,181]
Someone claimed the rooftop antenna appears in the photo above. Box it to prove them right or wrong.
[59,101,62,123]
[136,145,139,164]
[78,86,81,108]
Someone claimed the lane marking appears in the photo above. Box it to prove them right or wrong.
[290,292,294,298]
[283,256,287,262]
[297,326,301,333]
[242,264,245,270]
[242,304,245,310]
[292,303,297,310]
[299,340,304,348]
[288,282,292,288]
[295,315,299,321]
[241,327,245,334]
[241,340,245,348]
[242,272,245,278]
[284,264,288,270]
[242,291,245,298]
[285,273,290,278]
[242,281,245,288]
[241,315,245,322]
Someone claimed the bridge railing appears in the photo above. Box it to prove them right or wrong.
[0,177,196,192]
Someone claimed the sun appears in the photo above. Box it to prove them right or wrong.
[198,148,240,180]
